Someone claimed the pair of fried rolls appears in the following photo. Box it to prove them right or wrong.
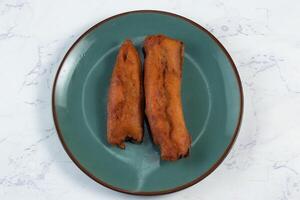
[107,35,191,160]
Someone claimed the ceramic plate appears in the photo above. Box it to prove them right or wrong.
[52,10,243,195]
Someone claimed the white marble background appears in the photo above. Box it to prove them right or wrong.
[1,0,300,199]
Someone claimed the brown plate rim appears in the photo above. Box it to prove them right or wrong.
[52,10,244,196]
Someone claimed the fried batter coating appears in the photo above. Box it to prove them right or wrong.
[144,35,191,160]
[107,40,143,148]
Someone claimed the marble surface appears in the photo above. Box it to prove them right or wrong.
[1,0,300,199]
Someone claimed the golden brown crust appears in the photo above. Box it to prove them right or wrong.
[107,40,143,148]
[144,35,191,160]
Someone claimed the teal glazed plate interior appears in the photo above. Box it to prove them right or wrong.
[52,10,243,195]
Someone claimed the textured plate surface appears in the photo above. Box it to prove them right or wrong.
[52,10,243,195]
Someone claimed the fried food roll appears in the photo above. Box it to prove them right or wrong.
[144,35,191,161]
[107,40,143,148]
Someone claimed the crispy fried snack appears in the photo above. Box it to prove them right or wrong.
[144,35,191,160]
[107,40,143,148]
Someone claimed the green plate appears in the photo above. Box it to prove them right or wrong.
[52,10,243,195]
